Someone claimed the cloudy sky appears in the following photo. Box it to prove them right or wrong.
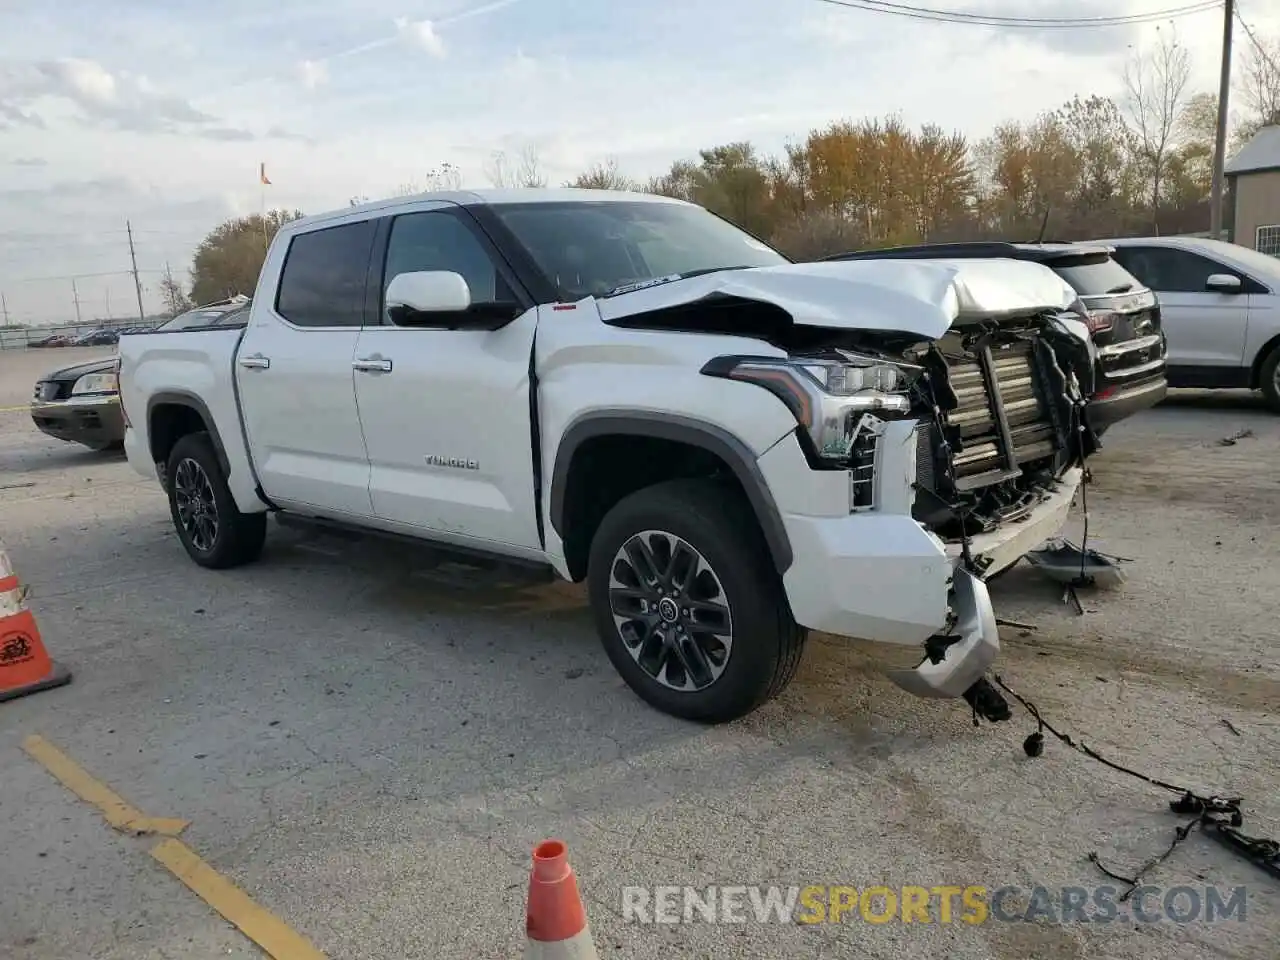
[1,0,1276,324]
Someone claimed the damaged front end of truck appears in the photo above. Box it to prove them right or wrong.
[597,256,1101,715]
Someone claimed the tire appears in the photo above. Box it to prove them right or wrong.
[166,431,267,569]
[586,478,806,723]
[1259,346,1280,413]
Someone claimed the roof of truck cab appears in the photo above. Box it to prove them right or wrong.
[286,188,689,234]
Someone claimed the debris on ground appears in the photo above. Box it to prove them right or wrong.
[1026,538,1128,589]
[995,616,1037,631]
[1219,427,1256,446]
[994,674,1280,889]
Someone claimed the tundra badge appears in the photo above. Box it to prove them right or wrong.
[424,454,480,470]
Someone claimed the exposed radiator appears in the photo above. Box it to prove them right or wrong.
[940,339,1059,491]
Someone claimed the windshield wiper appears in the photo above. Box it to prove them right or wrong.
[604,265,755,297]
[1104,283,1134,294]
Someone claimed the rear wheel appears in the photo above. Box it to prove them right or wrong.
[166,432,267,569]
[1259,345,1280,413]
[586,478,806,723]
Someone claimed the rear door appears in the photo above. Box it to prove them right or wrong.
[351,205,543,555]
[235,219,377,517]
[1110,246,1250,373]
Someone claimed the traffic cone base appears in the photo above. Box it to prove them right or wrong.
[0,553,72,703]
[524,840,599,960]
[524,928,599,960]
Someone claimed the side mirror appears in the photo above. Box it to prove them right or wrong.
[386,270,471,315]
[1205,273,1242,293]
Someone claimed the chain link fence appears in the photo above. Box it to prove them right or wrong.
[0,317,167,351]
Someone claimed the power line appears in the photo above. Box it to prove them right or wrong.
[809,0,1223,28]
[3,268,166,285]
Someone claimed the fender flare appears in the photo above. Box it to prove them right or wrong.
[146,391,230,476]
[549,411,794,574]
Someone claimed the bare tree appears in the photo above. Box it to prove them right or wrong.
[1237,32,1280,137]
[159,263,191,317]
[393,162,465,196]
[566,157,637,190]
[1123,25,1192,218]
[485,145,547,188]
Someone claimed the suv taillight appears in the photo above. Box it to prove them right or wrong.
[1084,311,1116,335]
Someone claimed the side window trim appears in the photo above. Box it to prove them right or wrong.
[375,206,533,328]
[273,218,379,330]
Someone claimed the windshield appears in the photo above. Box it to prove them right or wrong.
[490,201,789,300]
[1050,256,1144,297]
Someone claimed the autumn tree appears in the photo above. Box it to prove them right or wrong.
[189,209,304,305]
[1123,26,1192,220]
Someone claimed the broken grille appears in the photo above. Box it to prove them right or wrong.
[942,339,1059,491]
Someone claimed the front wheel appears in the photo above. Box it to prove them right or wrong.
[1259,345,1280,413]
[586,478,806,723]
[166,432,267,569]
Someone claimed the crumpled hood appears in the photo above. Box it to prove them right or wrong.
[594,258,1080,339]
[40,355,118,382]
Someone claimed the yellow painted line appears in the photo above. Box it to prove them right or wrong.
[22,735,190,836]
[0,403,32,413]
[23,734,329,959]
[151,839,329,960]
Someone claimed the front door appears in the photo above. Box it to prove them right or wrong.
[235,219,377,517]
[352,207,542,554]
[1111,245,1250,370]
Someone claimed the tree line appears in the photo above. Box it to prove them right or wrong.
[178,27,1280,310]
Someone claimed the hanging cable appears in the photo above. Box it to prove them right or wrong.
[810,0,1223,29]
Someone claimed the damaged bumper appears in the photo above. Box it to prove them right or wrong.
[886,566,998,699]
[761,431,1082,700]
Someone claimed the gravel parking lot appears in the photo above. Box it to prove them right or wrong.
[2,345,1278,959]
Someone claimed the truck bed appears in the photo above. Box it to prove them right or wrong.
[117,326,266,513]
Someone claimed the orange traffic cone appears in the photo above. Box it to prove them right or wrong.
[0,541,71,703]
[524,840,599,959]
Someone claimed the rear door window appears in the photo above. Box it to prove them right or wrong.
[276,220,378,327]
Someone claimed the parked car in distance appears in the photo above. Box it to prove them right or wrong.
[30,298,250,451]
[1100,236,1280,411]
[820,242,1168,434]
[71,328,121,346]
[30,334,71,348]
[117,189,1101,724]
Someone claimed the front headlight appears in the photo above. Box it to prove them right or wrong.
[71,372,118,396]
[702,352,917,462]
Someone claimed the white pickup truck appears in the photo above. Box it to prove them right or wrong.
[117,188,1099,724]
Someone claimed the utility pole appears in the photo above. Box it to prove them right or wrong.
[1210,0,1235,241]
[1,291,9,326]
[105,287,113,320]
[72,278,82,324]
[127,220,146,323]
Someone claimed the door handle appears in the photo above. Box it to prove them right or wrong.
[239,354,270,369]
[353,357,393,373]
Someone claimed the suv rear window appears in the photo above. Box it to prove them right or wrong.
[1048,256,1144,297]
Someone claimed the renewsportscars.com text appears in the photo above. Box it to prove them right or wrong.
[621,884,1249,925]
